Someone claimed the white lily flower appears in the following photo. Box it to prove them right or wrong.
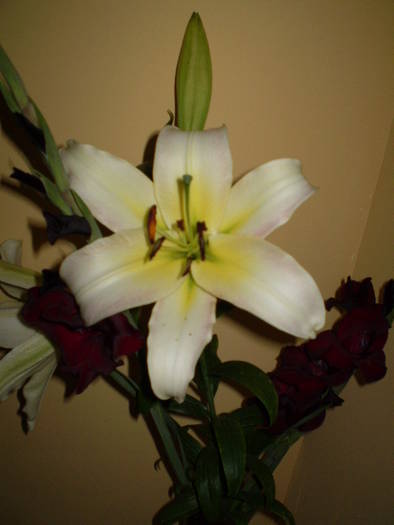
[59,126,325,402]
[0,240,57,430]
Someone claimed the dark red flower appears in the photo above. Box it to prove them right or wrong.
[21,274,143,393]
[335,305,388,382]
[305,331,354,386]
[325,276,376,313]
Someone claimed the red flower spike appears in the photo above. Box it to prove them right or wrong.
[22,277,143,393]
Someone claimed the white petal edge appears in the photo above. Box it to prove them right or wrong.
[0,333,55,402]
[0,239,26,299]
[23,354,57,431]
[0,259,40,289]
[147,277,216,402]
[0,239,22,265]
[153,126,233,232]
[0,300,36,348]
[220,159,316,237]
[60,141,155,232]
[60,228,185,326]
[192,234,325,340]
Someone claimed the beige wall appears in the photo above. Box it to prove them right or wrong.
[285,121,394,524]
[0,1,393,523]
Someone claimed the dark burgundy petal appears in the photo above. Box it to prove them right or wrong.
[305,330,337,357]
[357,351,387,383]
[277,346,310,368]
[23,287,83,329]
[326,277,376,312]
[21,276,143,393]
[382,279,394,319]
[43,211,91,245]
[336,306,389,357]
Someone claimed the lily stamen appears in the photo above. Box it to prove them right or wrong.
[181,174,193,241]
[197,221,207,261]
[182,257,193,276]
[147,205,157,244]
[149,236,165,260]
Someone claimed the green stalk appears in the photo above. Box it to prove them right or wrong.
[150,403,189,487]
[109,369,188,487]
[199,350,216,419]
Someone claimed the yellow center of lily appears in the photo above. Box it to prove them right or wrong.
[147,175,207,272]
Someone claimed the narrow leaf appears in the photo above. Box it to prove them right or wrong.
[195,445,224,522]
[30,100,69,192]
[247,455,275,507]
[214,414,246,496]
[150,403,189,487]
[269,500,296,525]
[215,361,278,425]
[176,426,202,465]
[71,190,102,242]
[262,429,302,472]
[175,12,212,131]
[32,169,72,215]
[195,335,220,410]
[0,79,19,112]
[0,46,29,109]
[167,394,209,421]
[155,487,199,525]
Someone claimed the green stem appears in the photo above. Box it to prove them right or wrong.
[110,369,189,486]
[109,369,139,397]
[199,351,216,419]
[150,403,189,487]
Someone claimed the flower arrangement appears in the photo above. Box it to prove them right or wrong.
[0,13,392,525]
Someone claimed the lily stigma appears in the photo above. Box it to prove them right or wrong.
[60,125,325,402]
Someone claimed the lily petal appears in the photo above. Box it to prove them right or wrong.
[60,228,185,326]
[0,239,22,265]
[0,300,36,348]
[0,259,40,289]
[22,354,57,431]
[153,126,232,231]
[192,234,325,339]
[60,141,155,232]
[0,333,55,401]
[220,159,315,237]
[147,276,216,402]
[0,239,27,299]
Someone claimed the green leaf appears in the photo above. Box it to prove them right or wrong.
[214,414,246,497]
[150,403,189,487]
[195,335,221,405]
[269,500,296,525]
[262,429,302,472]
[175,12,212,131]
[30,100,69,192]
[71,190,102,241]
[215,361,278,425]
[0,46,29,110]
[155,487,199,525]
[195,445,224,523]
[33,170,72,215]
[245,428,275,457]
[229,404,266,430]
[167,394,209,421]
[175,425,203,465]
[247,455,275,507]
[0,80,20,113]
